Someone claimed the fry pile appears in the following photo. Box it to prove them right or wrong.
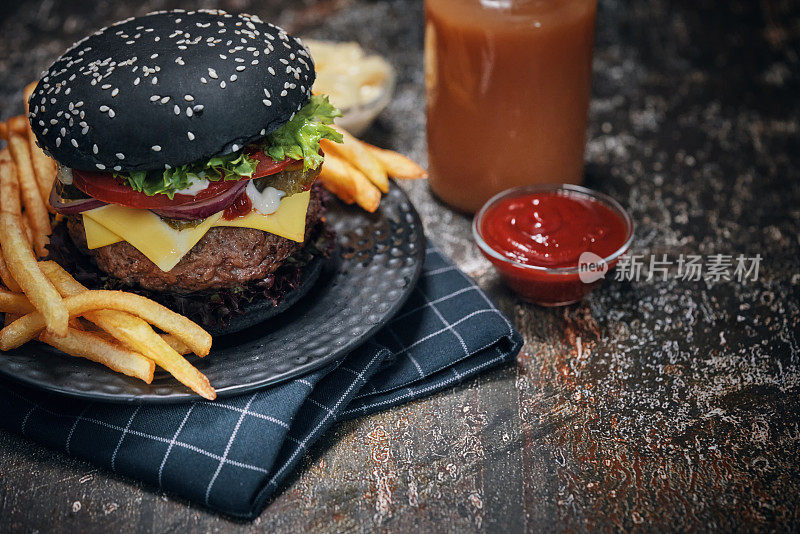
[0,83,216,399]
[319,124,427,212]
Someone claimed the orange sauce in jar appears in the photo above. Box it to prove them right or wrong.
[425,0,597,213]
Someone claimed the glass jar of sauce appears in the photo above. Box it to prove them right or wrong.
[425,0,597,213]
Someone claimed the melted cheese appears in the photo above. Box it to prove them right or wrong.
[82,190,311,272]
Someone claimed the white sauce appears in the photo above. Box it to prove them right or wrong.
[175,177,210,195]
[57,166,73,185]
[246,181,285,215]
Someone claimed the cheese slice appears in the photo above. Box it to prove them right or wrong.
[214,189,309,242]
[81,190,311,272]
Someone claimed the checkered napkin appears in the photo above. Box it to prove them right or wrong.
[0,246,522,519]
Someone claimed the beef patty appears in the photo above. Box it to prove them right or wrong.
[67,185,323,292]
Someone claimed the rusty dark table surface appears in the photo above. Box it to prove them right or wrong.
[1,0,799,532]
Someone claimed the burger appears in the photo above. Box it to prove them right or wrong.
[26,10,342,326]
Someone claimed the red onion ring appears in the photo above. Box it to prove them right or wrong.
[150,179,249,220]
[50,181,107,215]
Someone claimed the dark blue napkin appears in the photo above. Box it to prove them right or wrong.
[0,246,522,519]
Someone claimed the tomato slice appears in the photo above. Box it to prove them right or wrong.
[72,150,293,210]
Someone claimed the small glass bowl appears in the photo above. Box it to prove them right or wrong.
[335,65,396,136]
[473,184,635,306]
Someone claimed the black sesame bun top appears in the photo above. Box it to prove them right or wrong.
[28,9,314,173]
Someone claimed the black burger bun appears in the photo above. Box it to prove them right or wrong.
[28,9,314,173]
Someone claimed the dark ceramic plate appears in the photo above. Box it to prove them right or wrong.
[0,183,425,403]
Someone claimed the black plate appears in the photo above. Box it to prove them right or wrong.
[0,183,425,403]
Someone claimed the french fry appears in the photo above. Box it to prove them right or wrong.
[20,212,34,246]
[317,159,355,204]
[362,143,428,180]
[320,154,381,212]
[4,271,211,356]
[6,118,50,257]
[0,212,67,336]
[0,150,24,292]
[0,148,21,215]
[4,313,20,328]
[0,256,21,293]
[0,288,213,392]
[39,327,155,384]
[322,128,389,193]
[161,333,192,355]
[38,261,213,397]
[0,289,34,314]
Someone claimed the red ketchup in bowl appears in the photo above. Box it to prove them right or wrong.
[473,184,634,306]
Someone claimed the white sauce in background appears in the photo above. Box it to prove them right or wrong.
[246,181,285,215]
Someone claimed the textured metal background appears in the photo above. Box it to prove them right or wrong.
[0,0,798,531]
[0,184,424,402]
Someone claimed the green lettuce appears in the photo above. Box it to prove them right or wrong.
[116,151,258,199]
[264,95,343,171]
[114,95,341,198]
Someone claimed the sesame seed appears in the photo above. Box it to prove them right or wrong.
[160,96,170,104]
[184,94,194,101]
[208,68,218,79]
[71,139,78,147]
[113,165,122,171]
[150,95,160,102]
[174,105,180,115]
[111,88,119,97]
[151,145,162,152]
[102,84,111,89]
[186,107,193,117]
[108,109,115,118]
[187,131,195,140]
[192,104,204,112]
[220,81,226,88]
[99,105,109,112]
[262,99,271,106]
[200,77,208,83]
[151,77,158,84]
[56,138,61,147]
[230,74,237,82]
[150,53,158,59]
[134,77,141,85]
[116,153,125,159]
[231,144,240,151]
[236,65,245,72]
[82,126,89,135]
[96,163,105,170]
[93,144,99,154]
